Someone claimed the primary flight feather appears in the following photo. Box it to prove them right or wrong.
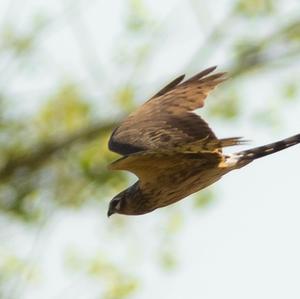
[107,66,300,216]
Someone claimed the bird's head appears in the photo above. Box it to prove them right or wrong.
[107,183,153,217]
[107,195,122,217]
[107,187,134,217]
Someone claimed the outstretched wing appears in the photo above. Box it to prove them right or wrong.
[108,151,222,187]
[109,66,227,156]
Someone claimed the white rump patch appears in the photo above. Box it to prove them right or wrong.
[225,154,241,168]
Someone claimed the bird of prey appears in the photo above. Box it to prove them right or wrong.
[107,66,300,217]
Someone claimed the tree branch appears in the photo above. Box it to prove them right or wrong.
[0,121,117,181]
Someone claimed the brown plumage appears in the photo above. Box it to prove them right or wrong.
[107,66,300,216]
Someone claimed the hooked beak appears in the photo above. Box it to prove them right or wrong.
[107,208,114,218]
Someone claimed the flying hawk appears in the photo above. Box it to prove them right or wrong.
[107,66,300,216]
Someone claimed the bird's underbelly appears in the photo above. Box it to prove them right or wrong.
[148,166,228,209]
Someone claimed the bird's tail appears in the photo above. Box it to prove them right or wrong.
[234,133,300,167]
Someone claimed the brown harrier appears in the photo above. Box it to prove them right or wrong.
[107,66,300,216]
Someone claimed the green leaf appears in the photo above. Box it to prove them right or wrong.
[194,189,215,209]
[235,0,275,17]
[282,82,298,101]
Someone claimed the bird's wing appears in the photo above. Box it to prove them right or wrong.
[109,66,227,156]
[108,150,222,187]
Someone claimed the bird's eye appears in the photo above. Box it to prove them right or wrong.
[112,199,121,210]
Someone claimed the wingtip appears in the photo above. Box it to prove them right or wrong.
[178,74,186,81]
[202,65,218,76]
[184,65,219,83]
[235,137,251,145]
[209,65,218,71]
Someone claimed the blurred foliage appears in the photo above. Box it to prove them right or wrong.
[193,189,216,209]
[282,82,299,101]
[0,250,38,299]
[0,13,48,59]
[0,0,299,298]
[252,106,282,128]
[1,27,34,56]
[65,250,139,299]
[235,0,275,16]
[115,85,136,112]
[126,0,155,32]
[37,83,91,138]
[208,88,241,120]
[159,249,177,271]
